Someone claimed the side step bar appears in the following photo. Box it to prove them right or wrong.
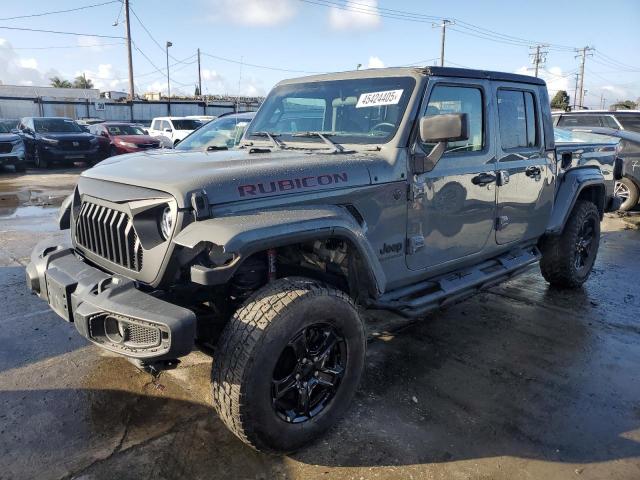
[368,246,540,318]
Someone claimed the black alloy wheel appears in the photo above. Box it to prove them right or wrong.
[271,323,346,424]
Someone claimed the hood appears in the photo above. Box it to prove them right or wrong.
[83,149,376,208]
[36,132,95,141]
[0,133,21,142]
[113,134,159,144]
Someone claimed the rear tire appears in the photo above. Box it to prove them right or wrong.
[212,277,365,453]
[614,177,639,211]
[540,200,600,288]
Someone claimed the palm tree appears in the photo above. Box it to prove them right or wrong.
[50,76,72,88]
[73,74,94,89]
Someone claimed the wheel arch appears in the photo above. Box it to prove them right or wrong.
[546,166,606,235]
[173,205,386,297]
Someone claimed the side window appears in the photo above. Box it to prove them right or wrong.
[497,89,538,149]
[151,120,158,130]
[422,85,484,153]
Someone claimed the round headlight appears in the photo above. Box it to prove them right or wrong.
[160,206,174,240]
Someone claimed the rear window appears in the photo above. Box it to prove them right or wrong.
[497,89,538,149]
[616,114,640,134]
[557,115,606,128]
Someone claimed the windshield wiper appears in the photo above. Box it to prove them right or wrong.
[249,131,285,150]
[291,131,352,154]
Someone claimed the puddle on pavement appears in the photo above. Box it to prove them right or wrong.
[0,189,66,223]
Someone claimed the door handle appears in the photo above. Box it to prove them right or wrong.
[525,166,541,177]
[471,172,497,186]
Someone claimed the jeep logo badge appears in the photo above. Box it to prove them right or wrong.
[72,141,79,147]
[379,242,403,256]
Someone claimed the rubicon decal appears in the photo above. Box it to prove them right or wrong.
[238,172,349,197]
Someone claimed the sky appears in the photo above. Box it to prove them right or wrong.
[0,0,638,109]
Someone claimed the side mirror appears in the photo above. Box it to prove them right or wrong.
[414,113,468,173]
[419,113,468,144]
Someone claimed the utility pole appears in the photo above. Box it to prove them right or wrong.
[432,19,454,67]
[529,44,548,77]
[575,46,594,110]
[124,0,134,101]
[166,41,172,115]
[572,73,579,110]
[600,93,605,109]
[197,48,202,99]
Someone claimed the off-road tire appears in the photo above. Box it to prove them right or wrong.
[615,177,639,211]
[540,200,600,288]
[212,277,366,453]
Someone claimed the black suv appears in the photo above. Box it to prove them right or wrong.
[17,117,100,168]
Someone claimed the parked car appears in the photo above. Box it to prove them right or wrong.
[557,126,640,211]
[0,122,26,172]
[175,112,255,151]
[28,67,617,453]
[17,117,100,168]
[0,119,20,131]
[89,122,161,158]
[184,115,216,124]
[147,117,202,146]
[553,110,640,134]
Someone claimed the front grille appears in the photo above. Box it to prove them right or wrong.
[75,200,143,271]
[0,142,12,154]
[124,322,161,347]
[60,139,90,150]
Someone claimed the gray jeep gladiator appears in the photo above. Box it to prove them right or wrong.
[26,67,620,452]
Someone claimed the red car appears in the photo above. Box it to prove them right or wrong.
[89,122,161,158]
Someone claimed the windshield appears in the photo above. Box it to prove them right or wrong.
[172,119,202,130]
[106,124,146,136]
[617,114,640,133]
[554,127,619,144]
[246,76,416,145]
[34,118,82,133]
[176,116,253,151]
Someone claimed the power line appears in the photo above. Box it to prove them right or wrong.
[200,51,323,74]
[0,0,120,21]
[12,42,125,50]
[0,25,125,39]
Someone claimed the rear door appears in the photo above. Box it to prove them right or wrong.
[406,78,497,271]
[493,83,554,244]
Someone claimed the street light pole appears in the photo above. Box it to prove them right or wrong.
[166,41,172,115]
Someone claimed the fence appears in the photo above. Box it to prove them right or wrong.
[0,96,262,124]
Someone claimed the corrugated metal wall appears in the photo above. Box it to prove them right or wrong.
[0,97,261,123]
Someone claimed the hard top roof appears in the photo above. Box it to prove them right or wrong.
[278,66,546,86]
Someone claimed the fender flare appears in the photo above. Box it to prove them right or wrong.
[546,166,606,235]
[173,205,386,295]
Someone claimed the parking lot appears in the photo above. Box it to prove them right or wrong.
[0,167,638,479]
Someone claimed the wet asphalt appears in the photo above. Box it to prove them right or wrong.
[1,168,640,480]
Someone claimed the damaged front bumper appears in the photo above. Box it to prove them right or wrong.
[26,238,196,361]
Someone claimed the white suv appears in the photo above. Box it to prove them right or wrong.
[148,117,202,146]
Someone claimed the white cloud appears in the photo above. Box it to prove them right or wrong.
[74,64,130,92]
[76,36,112,52]
[367,56,385,69]
[0,38,59,86]
[329,0,381,30]
[206,0,296,26]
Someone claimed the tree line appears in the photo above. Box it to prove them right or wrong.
[49,74,94,89]
[551,90,638,111]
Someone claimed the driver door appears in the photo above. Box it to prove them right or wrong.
[406,79,498,271]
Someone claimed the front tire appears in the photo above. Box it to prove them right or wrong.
[614,177,639,211]
[34,148,48,169]
[212,277,366,453]
[540,200,601,288]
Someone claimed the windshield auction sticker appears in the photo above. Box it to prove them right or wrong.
[356,89,404,108]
